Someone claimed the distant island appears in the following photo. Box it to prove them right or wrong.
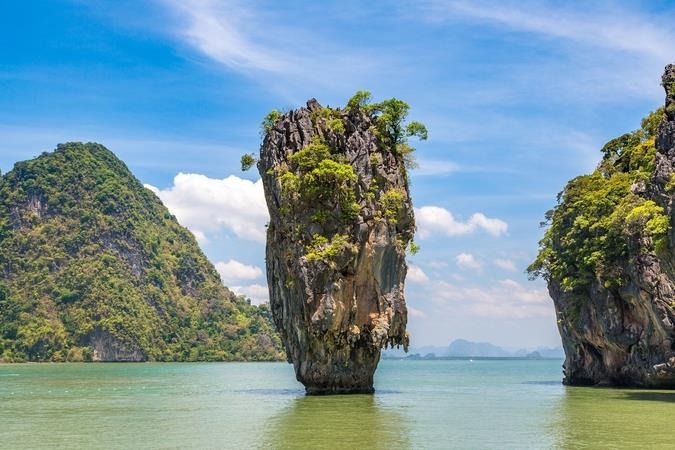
[0,143,283,363]
[382,339,564,360]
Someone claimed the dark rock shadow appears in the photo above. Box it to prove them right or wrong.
[522,380,561,386]
[620,391,675,403]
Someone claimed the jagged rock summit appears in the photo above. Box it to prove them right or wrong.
[529,64,675,386]
[258,94,424,393]
[0,143,283,362]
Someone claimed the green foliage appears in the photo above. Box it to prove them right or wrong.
[305,234,356,265]
[663,80,675,116]
[371,98,409,149]
[347,90,373,110]
[318,106,338,119]
[408,240,420,255]
[641,107,663,136]
[240,153,257,171]
[378,188,406,224]
[405,121,428,140]
[666,173,675,193]
[261,92,420,267]
[282,138,360,221]
[528,109,669,292]
[0,143,284,362]
[326,118,345,133]
[288,139,331,171]
[352,95,428,166]
[261,109,282,136]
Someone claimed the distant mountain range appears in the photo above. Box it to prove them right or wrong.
[383,339,564,359]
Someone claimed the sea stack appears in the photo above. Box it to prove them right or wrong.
[529,64,675,387]
[258,95,421,393]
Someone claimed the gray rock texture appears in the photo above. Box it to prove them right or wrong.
[89,329,147,362]
[552,64,675,387]
[259,99,414,394]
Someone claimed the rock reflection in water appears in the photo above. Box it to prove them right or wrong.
[551,386,675,449]
[262,394,409,449]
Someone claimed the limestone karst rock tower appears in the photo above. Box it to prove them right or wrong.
[530,64,675,387]
[258,94,424,393]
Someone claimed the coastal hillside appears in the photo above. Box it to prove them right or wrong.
[529,64,675,386]
[0,142,283,362]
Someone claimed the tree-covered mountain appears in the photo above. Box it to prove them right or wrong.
[0,142,283,362]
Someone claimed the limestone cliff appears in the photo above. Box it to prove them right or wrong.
[258,95,423,393]
[530,64,675,386]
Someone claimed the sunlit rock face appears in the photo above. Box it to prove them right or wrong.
[259,99,414,394]
[550,64,675,387]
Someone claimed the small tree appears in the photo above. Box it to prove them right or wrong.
[346,90,372,110]
[345,92,428,164]
[240,153,257,171]
[260,109,281,136]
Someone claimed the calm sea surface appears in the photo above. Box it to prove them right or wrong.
[1,359,673,449]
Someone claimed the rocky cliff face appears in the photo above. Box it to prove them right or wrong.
[259,98,417,394]
[531,64,675,387]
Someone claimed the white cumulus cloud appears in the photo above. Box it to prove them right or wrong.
[215,259,263,285]
[147,173,268,243]
[231,283,269,306]
[415,206,507,238]
[455,253,482,271]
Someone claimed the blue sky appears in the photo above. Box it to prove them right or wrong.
[1,0,674,349]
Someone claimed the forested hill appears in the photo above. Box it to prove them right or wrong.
[0,142,283,362]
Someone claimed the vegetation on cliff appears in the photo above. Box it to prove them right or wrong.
[0,143,283,362]
[247,91,426,260]
[528,109,668,296]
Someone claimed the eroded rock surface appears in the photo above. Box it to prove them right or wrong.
[259,98,416,394]
[536,64,675,387]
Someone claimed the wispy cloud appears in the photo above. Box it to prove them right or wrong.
[408,306,426,318]
[417,0,674,61]
[161,0,287,73]
[415,159,461,176]
[159,0,384,95]
[494,258,517,272]
[412,0,674,104]
[430,278,551,319]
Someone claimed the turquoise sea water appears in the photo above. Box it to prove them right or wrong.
[1,359,673,449]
